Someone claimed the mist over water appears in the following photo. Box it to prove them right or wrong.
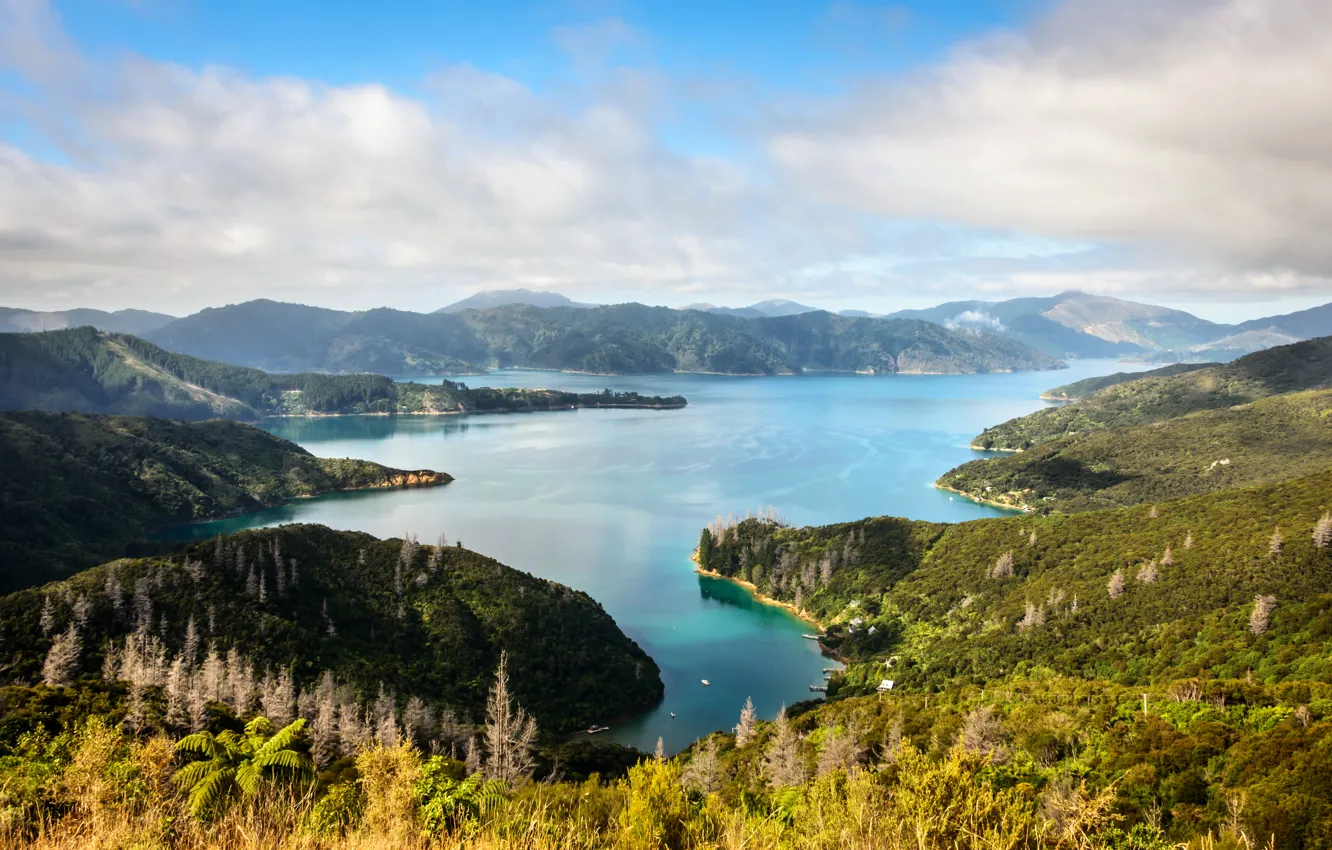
[170,361,1144,752]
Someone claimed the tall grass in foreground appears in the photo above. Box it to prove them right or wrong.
[0,720,1271,850]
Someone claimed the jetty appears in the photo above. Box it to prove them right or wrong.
[809,685,827,693]
[586,725,609,735]
[801,634,821,640]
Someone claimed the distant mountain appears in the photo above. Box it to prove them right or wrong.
[144,301,1064,376]
[0,306,176,335]
[837,309,878,318]
[0,411,449,589]
[436,289,594,313]
[1238,301,1332,340]
[0,328,686,421]
[682,299,818,318]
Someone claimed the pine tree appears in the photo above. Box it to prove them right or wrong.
[991,551,1015,580]
[1107,568,1125,599]
[1250,594,1276,636]
[1160,546,1174,566]
[1184,532,1194,549]
[960,706,1010,765]
[310,671,339,768]
[165,657,191,729]
[654,737,665,761]
[183,615,200,666]
[465,736,482,775]
[735,696,758,747]
[1269,527,1284,556]
[373,684,400,746]
[681,736,722,793]
[1028,530,1038,547]
[39,597,56,637]
[1314,514,1332,550]
[762,706,808,788]
[482,653,538,784]
[1018,600,1045,630]
[42,622,82,687]
[402,696,434,749]
[816,725,865,776]
[1137,560,1159,584]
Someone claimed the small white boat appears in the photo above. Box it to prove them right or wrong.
[670,712,676,718]
[701,679,711,686]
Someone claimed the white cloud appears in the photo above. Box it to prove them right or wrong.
[945,310,1006,333]
[2,0,1332,314]
[771,0,1332,281]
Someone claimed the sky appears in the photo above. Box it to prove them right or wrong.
[2,0,1331,322]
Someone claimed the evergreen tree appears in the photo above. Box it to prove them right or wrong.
[482,653,538,784]
[762,706,808,788]
[41,622,82,687]
[734,696,758,747]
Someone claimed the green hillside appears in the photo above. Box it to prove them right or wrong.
[973,337,1332,451]
[938,388,1332,513]
[0,524,661,734]
[0,412,450,590]
[143,300,1065,376]
[1041,362,1213,401]
[699,467,1332,694]
[0,327,686,421]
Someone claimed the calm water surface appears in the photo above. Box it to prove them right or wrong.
[172,360,1144,752]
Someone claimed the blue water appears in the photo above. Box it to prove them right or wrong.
[170,360,1144,752]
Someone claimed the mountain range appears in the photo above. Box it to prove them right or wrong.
[131,300,1059,376]
[12,289,1332,372]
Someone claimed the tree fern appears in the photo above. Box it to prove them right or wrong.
[173,716,313,818]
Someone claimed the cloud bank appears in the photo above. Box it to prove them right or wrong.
[2,0,1331,313]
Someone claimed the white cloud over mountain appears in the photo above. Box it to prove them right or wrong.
[1,0,1330,313]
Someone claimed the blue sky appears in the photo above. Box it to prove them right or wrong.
[1,0,1330,321]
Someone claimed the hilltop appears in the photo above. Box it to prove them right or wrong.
[140,300,1063,375]
[0,412,450,590]
[436,289,594,313]
[0,306,176,336]
[0,327,686,422]
[1,524,662,734]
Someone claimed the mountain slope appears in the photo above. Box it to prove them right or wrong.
[938,387,1332,513]
[146,301,1063,375]
[1239,301,1332,339]
[437,289,593,313]
[1,524,662,732]
[970,337,1332,451]
[1041,362,1213,401]
[0,327,686,421]
[0,306,176,335]
[0,411,449,590]
[699,466,1332,693]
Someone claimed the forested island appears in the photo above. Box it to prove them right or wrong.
[0,412,451,589]
[0,327,687,421]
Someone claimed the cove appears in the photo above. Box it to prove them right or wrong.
[163,359,1144,752]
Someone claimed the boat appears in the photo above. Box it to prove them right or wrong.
[586,725,609,734]
[670,712,676,718]
[809,685,827,693]
[801,634,821,640]
[701,679,711,686]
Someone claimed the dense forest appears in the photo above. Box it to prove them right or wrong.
[141,300,1064,376]
[972,337,1332,452]
[689,470,1332,844]
[0,412,450,590]
[0,524,662,738]
[938,388,1332,513]
[0,327,687,421]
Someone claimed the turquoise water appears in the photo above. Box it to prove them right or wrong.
[169,360,1144,752]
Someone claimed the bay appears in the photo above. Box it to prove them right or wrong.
[167,359,1145,753]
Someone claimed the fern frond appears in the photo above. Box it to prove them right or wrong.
[244,715,276,740]
[172,761,215,790]
[187,768,235,817]
[255,719,306,758]
[175,732,221,759]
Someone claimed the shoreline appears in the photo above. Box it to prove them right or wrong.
[934,483,1030,513]
[263,402,688,419]
[690,550,830,632]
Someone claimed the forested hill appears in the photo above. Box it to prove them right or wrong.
[698,467,1332,696]
[0,327,686,421]
[0,412,450,591]
[972,336,1332,451]
[1,524,663,734]
[938,388,1332,513]
[142,300,1064,375]
[1040,362,1214,401]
